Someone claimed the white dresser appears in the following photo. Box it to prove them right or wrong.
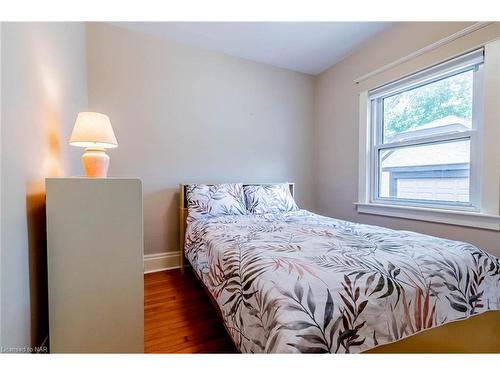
[46,178,144,353]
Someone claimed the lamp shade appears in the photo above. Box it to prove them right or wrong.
[69,112,118,149]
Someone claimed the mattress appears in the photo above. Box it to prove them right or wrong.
[184,209,500,353]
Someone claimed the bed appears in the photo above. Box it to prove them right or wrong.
[179,183,500,353]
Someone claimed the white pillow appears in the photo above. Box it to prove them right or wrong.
[186,183,247,223]
[244,183,298,214]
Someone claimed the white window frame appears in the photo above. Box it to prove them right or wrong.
[371,50,483,211]
[356,44,500,230]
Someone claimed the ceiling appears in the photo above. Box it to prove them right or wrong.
[110,22,395,75]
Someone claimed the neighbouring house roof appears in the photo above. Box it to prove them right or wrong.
[382,116,470,169]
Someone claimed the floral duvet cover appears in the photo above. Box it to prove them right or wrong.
[184,210,500,353]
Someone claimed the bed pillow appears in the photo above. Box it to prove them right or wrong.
[186,183,247,223]
[244,183,298,214]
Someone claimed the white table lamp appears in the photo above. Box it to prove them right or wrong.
[70,112,118,178]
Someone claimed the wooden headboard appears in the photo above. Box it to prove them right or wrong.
[179,183,295,272]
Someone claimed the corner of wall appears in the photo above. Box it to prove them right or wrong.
[311,73,321,213]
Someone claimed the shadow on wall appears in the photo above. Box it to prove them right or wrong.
[24,108,64,349]
[143,188,180,254]
[26,187,48,349]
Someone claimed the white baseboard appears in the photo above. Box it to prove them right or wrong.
[143,251,181,274]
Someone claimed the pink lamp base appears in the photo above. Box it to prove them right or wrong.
[82,148,110,178]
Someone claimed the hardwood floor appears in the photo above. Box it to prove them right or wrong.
[144,269,236,353]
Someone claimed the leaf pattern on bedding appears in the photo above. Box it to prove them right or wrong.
[184,210,500,353]
[244,183,298,214]
[186,183,247,223]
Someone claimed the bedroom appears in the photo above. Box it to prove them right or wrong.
[0,0,499,371]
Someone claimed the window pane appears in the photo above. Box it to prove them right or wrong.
[379,140,470,204]
[383,70,473,143]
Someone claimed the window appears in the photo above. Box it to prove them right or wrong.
[369,49,484,211]
[356,44,500,230]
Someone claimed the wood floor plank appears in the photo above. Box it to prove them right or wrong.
[144,269,236,353]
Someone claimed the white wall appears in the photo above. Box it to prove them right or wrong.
[1,22,87,349]
[86,23,316,258]
[315,22,500,257]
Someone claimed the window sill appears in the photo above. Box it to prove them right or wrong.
[354,202,500,230]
